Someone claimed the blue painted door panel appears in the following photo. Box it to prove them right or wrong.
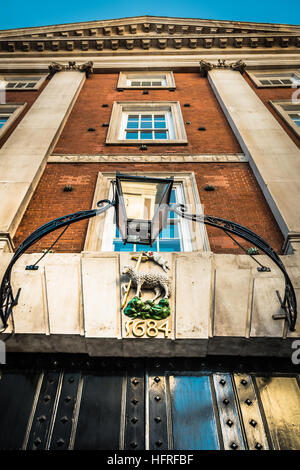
[169,375,220,450]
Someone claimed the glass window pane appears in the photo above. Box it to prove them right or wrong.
[141,81,151,86]
[15,83,25,88]
[141,121,152,129]
[25,82,35,88]
[168,189,178,218]
[126,131,138,139]
[159,239,181,252]
[0,118,8,128]
[154,121,166,129]
[140,131,153,139]
[127,121,139,129]
[154,115,165,120]
[152,81,162,86]
[159,222,179,239]
[5,83,15,88]
[136,241,158,252]
[128,115,139,120]
[260,80,271,85]
[154,131,167,139]
[131,81,140,86]
[281,79,292,84]
[141,115,152,121]
[271,79,281,84]
[113,240,134,251]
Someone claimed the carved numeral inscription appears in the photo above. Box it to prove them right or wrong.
[125,319,171,338]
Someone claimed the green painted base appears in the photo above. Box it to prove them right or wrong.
[124,296,171,321]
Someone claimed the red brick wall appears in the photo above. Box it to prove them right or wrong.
[0,77,50,148]
[13,162,284,254]
[53,73,242,155]
[244,73,300,149]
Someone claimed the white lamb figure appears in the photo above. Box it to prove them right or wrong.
[122,265,171,301]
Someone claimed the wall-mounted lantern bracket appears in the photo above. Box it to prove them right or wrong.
[171,203,297,332]
[0,200,114,330]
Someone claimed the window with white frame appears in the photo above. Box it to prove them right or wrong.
[121,111,174,141]
[270,101,300,138]
[0,75,47,90]
[117,71,175,89]
[84,172,209,253]
[0,103,26,138]
[106,101,187,144]
[248,71,300,88]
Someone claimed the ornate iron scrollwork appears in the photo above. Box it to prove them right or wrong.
[171,203,297,331]
[0,200,114,330]
[0,199,297,332]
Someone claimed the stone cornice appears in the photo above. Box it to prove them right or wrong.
[1,16,300,39]
[1,33,300,55]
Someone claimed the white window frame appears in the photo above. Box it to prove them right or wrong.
[84,172,210,253]
[270,100,300,138]
[0,74,47,91]
[0,103,27,139]
[117,71,175,89]
[247,70,300,88]
[106,101,187,145]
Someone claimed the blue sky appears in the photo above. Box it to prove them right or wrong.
[1,0,299,30]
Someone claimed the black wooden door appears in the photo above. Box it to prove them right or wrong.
[0,355,299,450]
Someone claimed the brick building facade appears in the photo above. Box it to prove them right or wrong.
[0,16,299,451]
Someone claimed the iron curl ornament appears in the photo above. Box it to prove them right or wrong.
[170,203,297,332]
[0,199,114,330]
[0,197,297,332]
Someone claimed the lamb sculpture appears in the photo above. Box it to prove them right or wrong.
[122,265,171,302]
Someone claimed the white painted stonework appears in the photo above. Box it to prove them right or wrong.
[0,251,299,357]
[0,71,85,242]
[208,69,300,252]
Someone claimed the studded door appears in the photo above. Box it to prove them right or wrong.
[0,356,299,450]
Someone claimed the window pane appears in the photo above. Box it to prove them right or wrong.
[5,83,15,88]
[168,189,178,218]
[260,80,271,85]
[154,121,166,129]
[128,115,139,120]
[15,83,25,88]
[271,80,281,85]
[0,118,8,128]
[159,222,179,239]
[159,239,181,252]
[126,131,138,139]
[141,121,152,129]
[127,121,139,129]
[25,82,36,88]
[140,131,153,139]
[131,81,140,86]
[154,131,167,139]
[113,240,134,251]
[154,115,165,120]
[281,79,292,84]
[152,81,162,86]
[141,115,152,121]
[136,241,158,252]
[141,81,151,86]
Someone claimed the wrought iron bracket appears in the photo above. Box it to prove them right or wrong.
[171,203,297,331]
[0,199,114,330]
